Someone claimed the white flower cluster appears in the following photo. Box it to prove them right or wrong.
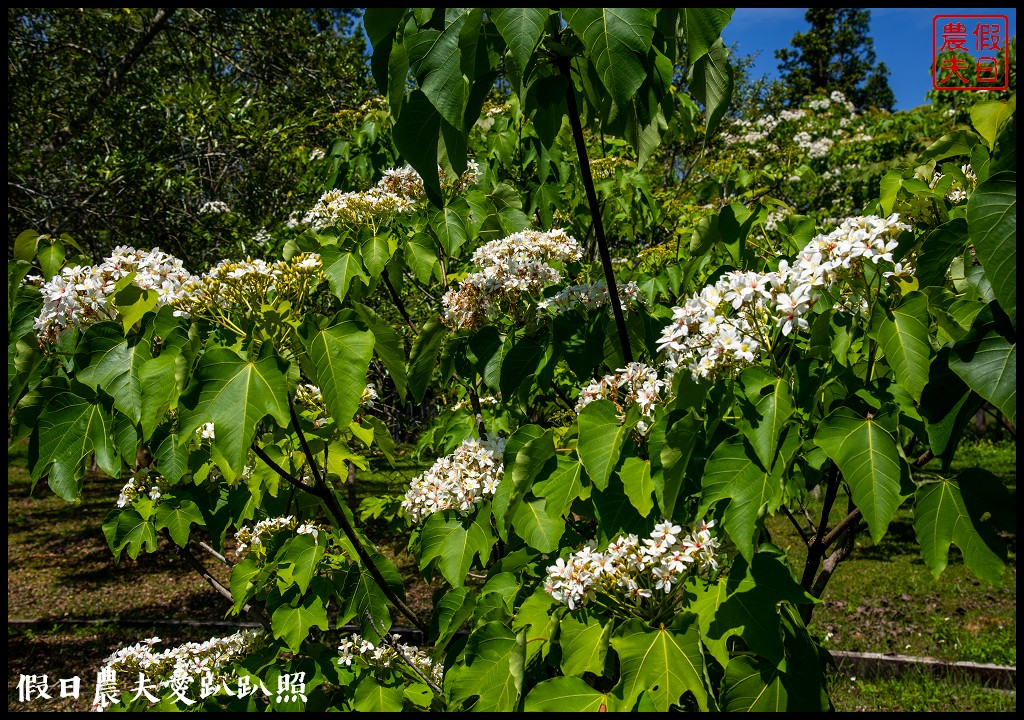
[441,229,583,329]
[32,246,196,346]
[536,280,641,317]
[763,209,791,232]
[544,520,723,615]
[234,516,322,556]
[361,383,379,409]
[575,362,665,436]
[657,214,911,381]
[304,163,480,233]
[97,630,267,700]
[401,436,507,523]
[196,422,216,441]
[778,108,807,122]
[337,633,443,685]
[306,186,417,232]
[931,163,977,203]
[116,473,165,508]
[198,200,232,215]
[170,253,321,321]
[792,131,834,159]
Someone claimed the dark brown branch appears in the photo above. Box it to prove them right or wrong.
[288,403,428,634]
[556,56,633,365]
[251,443,313,495]
[382,271,417,334]
[170,532,271,632]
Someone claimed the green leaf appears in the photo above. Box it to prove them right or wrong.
[430,198,470,257]
[430,586,476,656]
[111,277,158,332]
[407,315,447,403]
[618,456,654,516]
[494,427,555,539]
[446,621,523,712]
[353,302,407,400]
[33,387,117,501]
[14,229,40,262]
[970,97,1015,150]
[353,677,405,712]
[510,498,563,552]
[154,498,204,547]
[394,93,442,202]
[813,407,910,543]
[418,511,493,587]
[405,233,440,283]
[913,470,1011,585]
[499,333,545,401]
[610,614,709,712]
[558,610,611,676]
[75,322,151,424]
[656,411,700,519]
[697,436,780,562]
[304,314,375,426]
[491,8,550,75]
[276,533,326,596]
[576,399,635,491]
[524,677,611,712]
[320,247,369,304]
[737,367,794,471]
[139,353,182,440]
[915,219,969,288]
[869,292,933,402]
[177,348,290,481]
[229,556,262,613]
[709,553,816,668]
[720,655,786,711]
[533,455,590,519]
[967,172,1015,327]
[563,8,657,108]
[683,8,734,64]
[918,129,979,163]
[271,592,329,654]
[416,9,481,131]
[920,352,980,467]
[948,331,1016,426]
[359,233,394,279]
[36,238,65,280]
[338,552,403,642]
[687,37,734,135]
[103,508,158,562]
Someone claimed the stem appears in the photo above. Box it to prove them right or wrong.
[383,270,417,334]
[557,57,633,365]
[364,612,444,697]
[170,531,271,632]
[468,381,488,441]
[288,403,428,634]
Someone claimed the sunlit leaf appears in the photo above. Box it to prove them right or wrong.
[813,407,910,543]
[913,470,1012,584]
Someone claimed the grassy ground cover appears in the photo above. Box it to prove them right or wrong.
[7,437,1015,712]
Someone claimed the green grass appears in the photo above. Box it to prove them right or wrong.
[827,667,1016,712]
[763,437,1016,668]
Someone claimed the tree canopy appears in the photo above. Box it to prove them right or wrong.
[7,8,370,266]
[775,8,895,111]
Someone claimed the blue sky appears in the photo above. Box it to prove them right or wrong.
[722,8,1017,111]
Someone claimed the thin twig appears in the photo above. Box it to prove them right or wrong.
[169,532,271,632]
[199,541,233,568]
[364,613,444,697]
